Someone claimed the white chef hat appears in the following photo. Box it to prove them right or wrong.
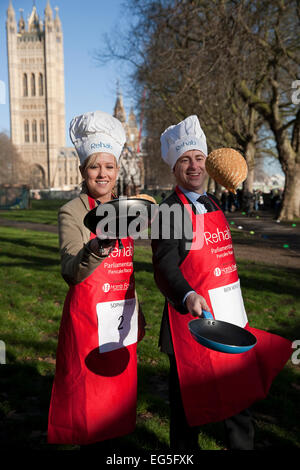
[160,115,207,169]
[69,110,126,165]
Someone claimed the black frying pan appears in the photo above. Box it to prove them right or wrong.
[84,197,158,239]
[188,310,257,354]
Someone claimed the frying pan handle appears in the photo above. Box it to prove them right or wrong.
[202,310,213,319]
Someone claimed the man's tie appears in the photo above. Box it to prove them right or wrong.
[197,195,217,212]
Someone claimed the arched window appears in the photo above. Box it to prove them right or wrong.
[24,120,29,142]
[31,73,36,96]
[23,73,28,97]
[32,120,37,142]
[39,73,43,96]
[40,120,45,142]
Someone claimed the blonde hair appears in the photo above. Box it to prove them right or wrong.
[80,153,118,179]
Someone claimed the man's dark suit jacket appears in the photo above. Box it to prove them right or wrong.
[151,190,220,354]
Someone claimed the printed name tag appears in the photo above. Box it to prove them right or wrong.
[208,279,248,328]
[96,297,138,353]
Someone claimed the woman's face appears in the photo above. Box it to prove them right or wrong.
[81,153,118,203]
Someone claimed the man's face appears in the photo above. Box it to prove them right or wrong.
[173,149,207,193]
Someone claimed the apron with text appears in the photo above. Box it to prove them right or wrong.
[168,187,292,426]
[48,196,138,445]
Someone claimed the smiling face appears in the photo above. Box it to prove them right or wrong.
[173,149,207,193]
[80,152,118,203]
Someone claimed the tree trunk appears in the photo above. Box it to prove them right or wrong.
[271,121,299,220]
[279,162,300,220]
[243,140,256,193]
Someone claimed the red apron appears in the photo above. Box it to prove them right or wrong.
[168,187,292,427]
[48,196,138,445]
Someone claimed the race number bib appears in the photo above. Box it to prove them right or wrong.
[208,279,248,328]
[96,297,138,353]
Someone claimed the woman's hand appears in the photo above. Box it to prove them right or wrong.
[185,292,210,318]
[89,238,116,257]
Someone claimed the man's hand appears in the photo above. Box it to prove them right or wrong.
[185,292,210,317]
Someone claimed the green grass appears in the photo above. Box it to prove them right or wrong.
[0,199,66,225]
[0,223,299,451]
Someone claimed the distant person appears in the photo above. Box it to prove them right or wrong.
[221,189,229,212]
[274,190,283,220]
[33,190,41,200]
[258,192,264,210]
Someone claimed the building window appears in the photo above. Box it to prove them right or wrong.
[40,120,45,142]
[32,120,37,142]
[39,73,43,96]
[24,120,29,142]
[31,73,36,96]
[23,73,28,97]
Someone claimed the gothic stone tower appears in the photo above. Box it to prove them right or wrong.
[6,1,65,188]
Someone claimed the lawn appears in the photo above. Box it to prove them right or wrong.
[0,219,299,451]
[0,199,65,225]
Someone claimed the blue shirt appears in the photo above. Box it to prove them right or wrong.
[178,186,208,214]
[178,186,207,305]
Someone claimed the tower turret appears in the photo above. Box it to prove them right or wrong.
[6,1,17,33]
[18,8,26,33]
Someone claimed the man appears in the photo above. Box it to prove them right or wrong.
[151,115,291,451]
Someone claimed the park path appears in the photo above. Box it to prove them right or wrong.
[226,211,300,268]
[0,210,299,269]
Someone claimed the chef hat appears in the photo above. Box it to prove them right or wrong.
[69,110,126,165]
[160,115,207,169]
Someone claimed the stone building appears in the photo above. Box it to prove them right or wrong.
[6,1,71,189]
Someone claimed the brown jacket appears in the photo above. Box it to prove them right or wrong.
[58,192,106,285]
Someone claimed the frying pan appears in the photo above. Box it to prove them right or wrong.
[84,197,158,239]
[188,310,257,354]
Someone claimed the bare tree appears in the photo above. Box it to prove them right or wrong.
[0,132,28,185]
[96,0,299,218]
[233,0,300,219]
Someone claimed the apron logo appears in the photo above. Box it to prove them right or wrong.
[102,283,111,293]
[214,267,222,276]
[204,227,231,244]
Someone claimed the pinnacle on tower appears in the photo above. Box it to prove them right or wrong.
[114,81,126,123]
[18,8,26,33]
[128,107,137,128]
[45,0,53,21]
[28,5,40,32]
[7,0,16,20]
[54,6,62,28]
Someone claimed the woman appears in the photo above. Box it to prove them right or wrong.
[48,110,144,446]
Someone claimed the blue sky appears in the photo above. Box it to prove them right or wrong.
[0,0,134,146]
